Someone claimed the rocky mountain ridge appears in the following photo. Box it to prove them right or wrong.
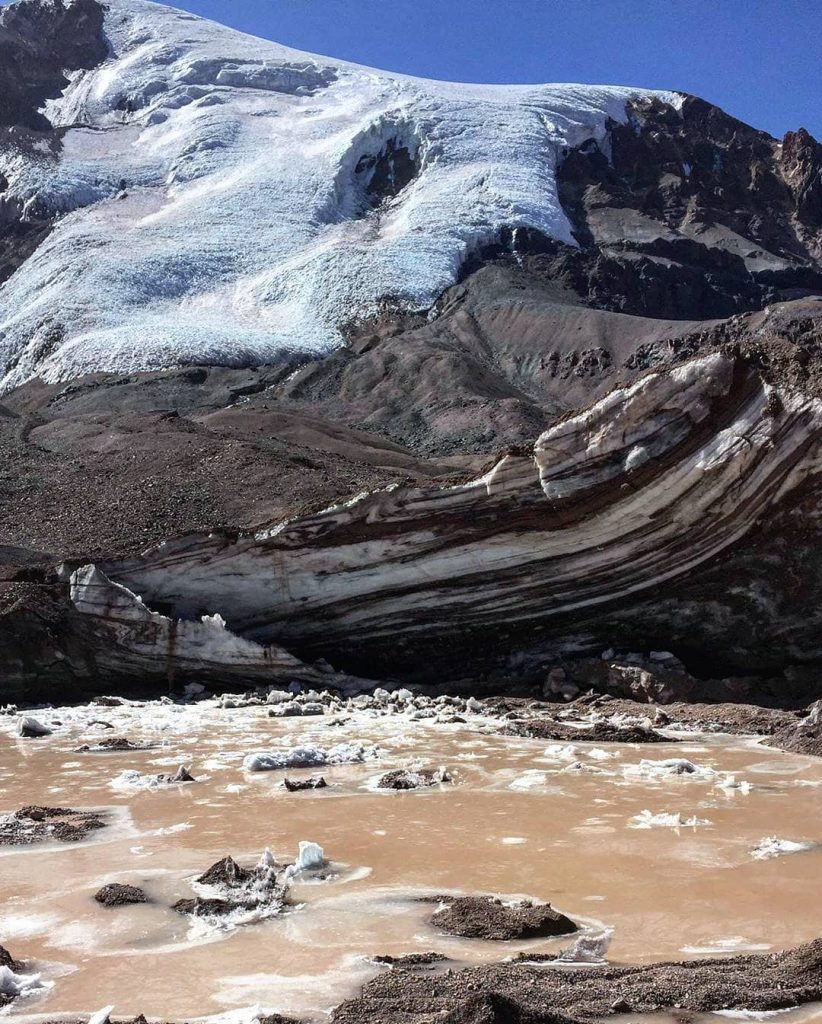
[0,0,821,705]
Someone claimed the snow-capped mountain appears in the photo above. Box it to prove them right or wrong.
[0,0,679,390]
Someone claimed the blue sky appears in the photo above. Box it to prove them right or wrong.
[3,0,819,137]
[152,0,820,139]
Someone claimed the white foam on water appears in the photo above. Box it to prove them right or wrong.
[509,771,548,790]
[680,936,773,954]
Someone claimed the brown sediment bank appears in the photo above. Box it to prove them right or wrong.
[331,939,822,1024]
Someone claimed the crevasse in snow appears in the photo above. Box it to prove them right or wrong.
[0,0,680,390]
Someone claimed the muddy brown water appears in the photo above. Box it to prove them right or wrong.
[0,699,821,1022]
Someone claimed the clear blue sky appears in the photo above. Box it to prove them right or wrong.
[161,0,821,139]
[7,0,821,138]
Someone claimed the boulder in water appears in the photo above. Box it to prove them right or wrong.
[94,883,148,907]
[17,716,51,738]
[283,776,328,792]
[431,895,577,940]
[378,766,453,790]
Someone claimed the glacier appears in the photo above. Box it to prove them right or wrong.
[0,0,680,390]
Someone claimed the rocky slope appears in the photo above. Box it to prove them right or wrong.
[1,0,822,705]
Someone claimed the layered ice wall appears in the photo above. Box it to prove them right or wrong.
[0,0,678,389]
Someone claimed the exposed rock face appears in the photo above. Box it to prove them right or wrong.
[0,0,107,130]
[553,95,822,320]
[0,0,108,285]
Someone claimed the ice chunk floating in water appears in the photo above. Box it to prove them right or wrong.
[555,929,614,964]
[628,810,711,829]
[295,841,325,871]
[0,964,47,999]
[244,743,376,771]
[87,1007,115,1024]
[284,841,327,880]
[750,837,815,860]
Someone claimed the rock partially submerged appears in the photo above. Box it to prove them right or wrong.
[17,716,52,738]
[378,766,453,790]
[76,737,156,752]
[330,938,822,1023]
[0,806,107,846]
[195,855,252,887]
[0,946,23,973]
[112,765,196,789]
[172,896,236,917]
[94,883,148,907]
[283,776,328,792]
[504,717,672,744]
[174,849,287,921]
[430,896,577,941]
[372,952,450,969]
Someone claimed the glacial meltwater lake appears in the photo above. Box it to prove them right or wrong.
[1,694,821,1022]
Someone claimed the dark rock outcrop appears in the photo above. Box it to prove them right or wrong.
[195,856,252,887]
[377,767,453,790]
[0,805,106,845]
[283,776,328,792]
[173,851,287,920]
[0,943,24,972]
[0,0,109,285]
[172,896,235,917]
[94,883,148,907]
[429,896,577,941]
[0,0,107,131]
[553,95,822,320]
